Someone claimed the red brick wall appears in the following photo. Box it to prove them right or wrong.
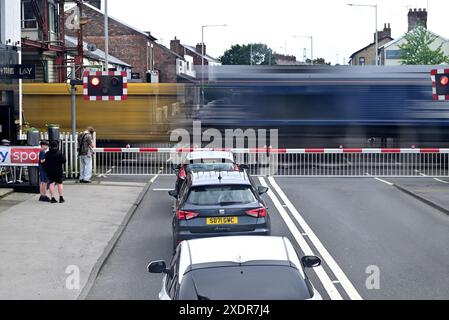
[67,5,179,82]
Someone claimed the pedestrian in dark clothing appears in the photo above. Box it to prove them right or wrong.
[44,141,66,203]
[38,140,50,202]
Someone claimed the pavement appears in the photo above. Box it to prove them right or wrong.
[86,175,449,300]
[0,177,149,300]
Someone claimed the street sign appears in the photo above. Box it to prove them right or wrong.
[0,64,35,79]
[83,71,128,101]
[431,69,449,100]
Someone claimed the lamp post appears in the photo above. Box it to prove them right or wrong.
[201,24,226,106]
[347,3,378,66]
[293,35,313,65]
[104,0,109,71]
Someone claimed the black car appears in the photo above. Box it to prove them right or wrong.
[169,170,270,249]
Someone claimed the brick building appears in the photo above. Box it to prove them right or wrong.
[170,37,222,67]
[379,8,449,66]
[67,3,185,83]
[349,23,393,66]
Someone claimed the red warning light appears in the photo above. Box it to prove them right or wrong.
[440,76,449,86]
[90,77,100,86]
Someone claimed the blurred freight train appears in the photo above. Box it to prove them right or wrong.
[190,65,449,148]
[22,83,186,145]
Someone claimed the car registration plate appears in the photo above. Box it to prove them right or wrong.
[206,217,238,225]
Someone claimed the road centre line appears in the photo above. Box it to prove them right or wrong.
[267,176,363,300]
[258,177,343,300]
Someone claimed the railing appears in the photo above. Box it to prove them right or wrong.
[41,132,96,179]
[92,148,449,178]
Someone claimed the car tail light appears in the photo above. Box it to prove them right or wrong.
[179,167,186,179]
[245,208,267,218]
[177,210,199,220]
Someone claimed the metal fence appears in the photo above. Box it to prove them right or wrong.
[42,132,97,179]
[92,148,449,178]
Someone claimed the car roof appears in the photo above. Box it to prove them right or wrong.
[178,236,304,283]
[185,151,234,162]
[189,170,251,187]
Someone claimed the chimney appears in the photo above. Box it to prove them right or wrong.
[196,43,206,55]
[408,8,427,31]
[375,23,392,41]
[170,37,184,57]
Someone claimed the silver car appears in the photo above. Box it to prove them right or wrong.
[147,235,323,300]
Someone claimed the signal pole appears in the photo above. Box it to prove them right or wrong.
[70,65,77,175]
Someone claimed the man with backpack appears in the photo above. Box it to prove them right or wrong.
[78,127,95,183]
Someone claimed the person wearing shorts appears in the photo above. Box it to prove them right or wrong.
[39,141,50,202]
[44,140,66,204]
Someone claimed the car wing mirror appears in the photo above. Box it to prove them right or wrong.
[258,186,269,195]
[147,260,169,274]
[168,190,178,198]
[301,256,322,268]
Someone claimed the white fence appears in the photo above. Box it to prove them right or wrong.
[42,132,96,179]
[92,148,449,178]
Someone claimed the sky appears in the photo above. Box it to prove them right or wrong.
[105,0,448,65]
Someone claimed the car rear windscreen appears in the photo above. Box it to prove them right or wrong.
[186,185,256,206]
[178,265,312,300]
[186,163,235,173]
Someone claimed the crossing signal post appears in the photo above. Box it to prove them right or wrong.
[431,69,449,100]
[83,71,128,101]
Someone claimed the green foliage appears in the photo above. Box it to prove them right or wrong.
[219,43,276,65]
[399,26,449,65]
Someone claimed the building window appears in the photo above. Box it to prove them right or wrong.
[22,0,37,29]
[49,3,57,33]
[386,50,402,59]
[359,57,366,66]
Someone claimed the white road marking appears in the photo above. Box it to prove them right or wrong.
[267,176,363,300]
[258,177,343,300]
[415,170,449,184]
[374,177,394,186]
[366,173,394,186]
[150,175,159,184]
[152,188,173,191]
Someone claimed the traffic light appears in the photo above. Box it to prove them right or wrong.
[83,71,128,101]
[431,69,449,100]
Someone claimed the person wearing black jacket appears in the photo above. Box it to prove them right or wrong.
[44,140,66,203]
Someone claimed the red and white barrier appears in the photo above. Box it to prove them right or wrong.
[93,147,449,154]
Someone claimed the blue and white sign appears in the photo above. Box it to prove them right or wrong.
[0,146,11,165]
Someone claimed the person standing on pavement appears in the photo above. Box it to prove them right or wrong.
[78,127,95,183]
[38,140,50,202]
[44,140,66,204]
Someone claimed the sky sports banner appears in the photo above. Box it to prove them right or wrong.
[0,147,40,167]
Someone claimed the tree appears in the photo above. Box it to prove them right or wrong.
[305,57,331,65]
[399,26,449,65]
[219,43,275,65]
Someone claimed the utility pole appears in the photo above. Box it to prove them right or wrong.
[70,65,77,170]
[347,3,378,66]
[104,0,109,71]
[201,24,227,106]
[293,35,313,65]
[250,44,253,65]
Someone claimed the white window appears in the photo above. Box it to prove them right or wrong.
[49,3,57,33]
[22,0,37,29]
